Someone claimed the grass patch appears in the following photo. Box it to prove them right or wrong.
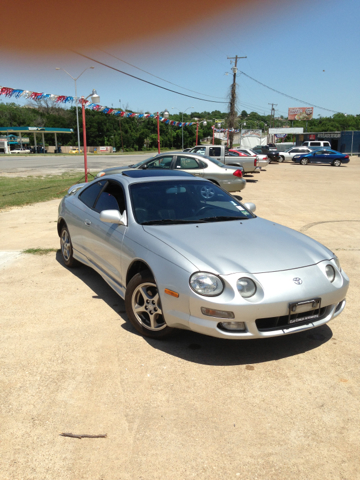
[23,248,59,255]
[0,172,95,210]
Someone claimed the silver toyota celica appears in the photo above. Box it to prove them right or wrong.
[58,170,349,340]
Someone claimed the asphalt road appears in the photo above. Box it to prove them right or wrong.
[1,158,359,479]
[0,153,151,176]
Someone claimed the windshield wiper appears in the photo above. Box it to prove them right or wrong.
[201,216,246,222]
[142,219,205,225]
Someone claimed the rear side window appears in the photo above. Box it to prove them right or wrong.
[175,156,202,170]
[79,180,107,208]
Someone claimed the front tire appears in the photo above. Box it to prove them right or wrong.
[125,271,173,339]
[300,158,308,165]
[60,225,79,268]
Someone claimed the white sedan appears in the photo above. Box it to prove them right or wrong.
[278,147,312,162]
[10,147,31,154]
[236,148,269,168]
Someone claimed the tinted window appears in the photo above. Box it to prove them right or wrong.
[310,142,321,146]
[95,192,119,212]
[94,181,126,213]
[79,180,107,208]
[175,156,201,170]
[209,147,221,156]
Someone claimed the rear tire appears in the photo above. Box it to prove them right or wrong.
[279,156,285,163]
[332,159,341,167]
[60,225,79,268]
[125,271,173,339]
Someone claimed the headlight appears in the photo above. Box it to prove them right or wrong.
[333,256,341,271]
[237,277,257,298]
[190,272,224,297]
[325,265,335,283]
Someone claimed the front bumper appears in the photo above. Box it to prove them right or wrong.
[184,262,349,339]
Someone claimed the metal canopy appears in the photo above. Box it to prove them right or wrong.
[0,126,73,134]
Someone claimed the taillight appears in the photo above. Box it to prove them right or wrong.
[254,158,258,166]
[345,155,349,159]
[233,169,243,178]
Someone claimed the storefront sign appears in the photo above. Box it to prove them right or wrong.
[318,133,341,138]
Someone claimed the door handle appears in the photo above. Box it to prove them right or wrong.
[85,219,91,226]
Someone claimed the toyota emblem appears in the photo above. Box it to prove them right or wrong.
[293,277,303,285]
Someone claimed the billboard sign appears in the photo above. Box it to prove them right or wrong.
[241,129,262,137]
[288,107,314,121]
[268,127,303,134]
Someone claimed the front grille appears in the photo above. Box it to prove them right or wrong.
[256,306,329,332]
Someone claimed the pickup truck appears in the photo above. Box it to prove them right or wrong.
[188,145,260,174]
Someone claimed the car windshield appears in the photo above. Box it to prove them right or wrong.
[129,180,254,225]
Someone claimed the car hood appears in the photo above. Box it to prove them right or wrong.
[143,217,333,275]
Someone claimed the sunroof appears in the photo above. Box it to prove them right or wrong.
[121,170,192,178]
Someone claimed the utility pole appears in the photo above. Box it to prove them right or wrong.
[227,55,247,148]
[268,103,277,144]
[268,103,277,127]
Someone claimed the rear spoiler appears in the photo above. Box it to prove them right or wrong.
[67,183,87,195]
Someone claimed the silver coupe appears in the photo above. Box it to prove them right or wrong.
[96,152,246,193]
[58,170,349,340]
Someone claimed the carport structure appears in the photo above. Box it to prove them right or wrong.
[0,126,73,152]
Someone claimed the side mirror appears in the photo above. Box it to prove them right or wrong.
[100,209,127,226]
[243,202,256,213]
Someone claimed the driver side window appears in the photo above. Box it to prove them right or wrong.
[94,181,126,214]
[145,156,173,169]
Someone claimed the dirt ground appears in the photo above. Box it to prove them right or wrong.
[1,158,359,480]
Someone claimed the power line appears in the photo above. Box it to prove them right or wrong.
[98,49,227,101]
[239,70,341,114]
[72,51,228,104]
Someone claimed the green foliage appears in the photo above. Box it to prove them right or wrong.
[0,102,359,152]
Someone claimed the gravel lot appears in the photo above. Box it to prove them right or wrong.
[1,158,359,480]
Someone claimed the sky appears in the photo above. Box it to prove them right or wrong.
[1,0,359,119]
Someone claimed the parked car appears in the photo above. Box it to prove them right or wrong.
[10,147,31,154]
[69,148,83,154]
[252,145,280,162]
[58,170,349,340]
[233,148,270,169]
[293,148,350,167]
[96,152,246,193]
[278,146,312,163]
[302,140,331,148]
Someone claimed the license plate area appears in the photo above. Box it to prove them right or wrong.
[288,298,321,324]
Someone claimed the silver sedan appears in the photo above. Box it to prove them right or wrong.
[96,152,246,193]
[58,170,349,340]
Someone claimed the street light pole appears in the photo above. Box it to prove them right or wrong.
[172,106,193,150]
[56,66,94,152]
[80,89,100,183]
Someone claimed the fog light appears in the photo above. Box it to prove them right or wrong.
[220,321,246,331]
[201,307,234,319]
